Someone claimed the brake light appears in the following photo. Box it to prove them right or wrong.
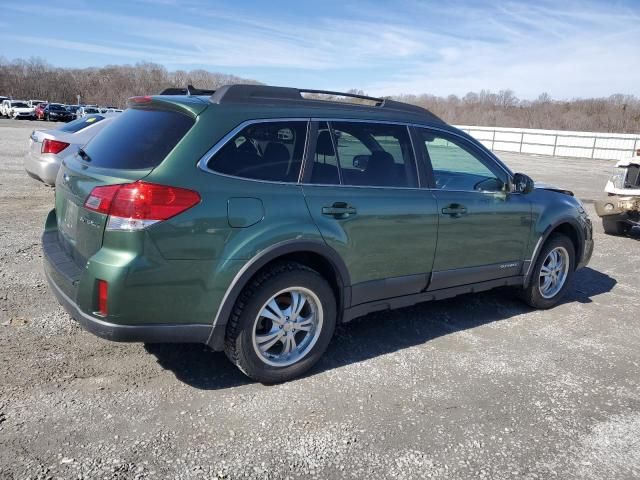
[84,181,200,231]
[129,96,153,104]
[42,138,70,154]
[97,280,108,316]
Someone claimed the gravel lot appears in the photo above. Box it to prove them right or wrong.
[1,118,639,480]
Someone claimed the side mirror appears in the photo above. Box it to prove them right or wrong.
[353,154,370,170]
[512,173,535,194]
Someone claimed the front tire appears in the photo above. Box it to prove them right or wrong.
[519,234,575,309]
[224,262,336,383]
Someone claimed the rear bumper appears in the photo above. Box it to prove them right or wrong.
[44,266,211,343]
[24,152,60,185]
[42,219,212,344]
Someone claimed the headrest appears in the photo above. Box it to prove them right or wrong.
[316,130,335,156]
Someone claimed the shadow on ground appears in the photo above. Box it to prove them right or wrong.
[145,266,616,390]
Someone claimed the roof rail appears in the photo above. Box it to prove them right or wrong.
[159,84,216,96]
[209,84,439,119]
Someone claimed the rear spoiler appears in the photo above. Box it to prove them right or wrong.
[158,85,216,96]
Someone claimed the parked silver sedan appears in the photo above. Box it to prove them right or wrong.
[24,114,115,185]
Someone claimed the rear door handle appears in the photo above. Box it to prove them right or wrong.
[441,203,467,217]
[322,202,357,218]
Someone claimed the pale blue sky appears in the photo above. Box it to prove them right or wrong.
[1,0,639,98]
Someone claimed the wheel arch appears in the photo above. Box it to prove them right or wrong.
[524,218,583,287]
[206,240,350,350]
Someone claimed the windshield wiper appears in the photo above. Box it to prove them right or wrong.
[78,147,92,162]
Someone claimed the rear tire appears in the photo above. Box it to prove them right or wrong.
[224,262,336,383]
[602,216,629,236]
[519,233,575,309]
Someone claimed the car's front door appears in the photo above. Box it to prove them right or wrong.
[413,127,532,290]
[302,121,439,306]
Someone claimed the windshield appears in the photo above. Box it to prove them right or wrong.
[50,105,67,111]
[12,102,28,108]
[85,108,99,113]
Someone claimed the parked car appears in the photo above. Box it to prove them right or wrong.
[75,106,100,118]
[38,103,74,122]
[66,105,81,116]
[0,98,11,117]
[24,114,115,185]
[595,151,640,235]
[43,85,593,383]
[34,103,48,119]
[7,100,35,119]
[29,99,47,108]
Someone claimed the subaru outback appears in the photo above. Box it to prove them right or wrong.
[43,85,593,383]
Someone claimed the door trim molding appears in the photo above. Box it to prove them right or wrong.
[428,261,523,291]
[350,273,428,307]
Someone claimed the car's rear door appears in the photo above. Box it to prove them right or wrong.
[302,120,438,306]
[413,127,532,289]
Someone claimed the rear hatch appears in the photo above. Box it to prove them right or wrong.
[54,98,204,269]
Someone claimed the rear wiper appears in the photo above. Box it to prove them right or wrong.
[78,147,92,162]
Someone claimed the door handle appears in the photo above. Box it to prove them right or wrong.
[441,203,467,217]
[322,202,357,218]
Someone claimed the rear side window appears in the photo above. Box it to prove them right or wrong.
[82,108,194,169]
[207,121,307,182]
[310,121,417,188]
[59,115,105,133]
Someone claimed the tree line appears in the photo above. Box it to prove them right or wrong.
[1,58,638,133]
[0,58,258,108]
[392,90,640,134]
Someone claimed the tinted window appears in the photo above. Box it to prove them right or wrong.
[417,129,504,191]
[81,108,194,170]
[49,104,66,111]
[208,121,307,182]
[309,121,341,185]
[58,115,105,133]
[312,122,417,188]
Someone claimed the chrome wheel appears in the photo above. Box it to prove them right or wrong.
[538,246,570,299]
[251,287,323,367]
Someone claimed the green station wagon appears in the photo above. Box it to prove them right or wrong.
[43,85,593,382]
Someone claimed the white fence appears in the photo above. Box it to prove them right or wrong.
[455,125,640,161]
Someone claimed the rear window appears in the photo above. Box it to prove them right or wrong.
[81,108,194,170]
[58,115,105,133]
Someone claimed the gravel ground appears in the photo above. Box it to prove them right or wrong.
[1,118,639,480]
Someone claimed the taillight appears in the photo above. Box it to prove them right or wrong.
[84,181,200,231]
[42,138,70,154]
[97,280,108,316]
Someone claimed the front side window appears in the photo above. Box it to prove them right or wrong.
[208,121,307,182]
[417,129,504,192]
[309,121,417,188]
